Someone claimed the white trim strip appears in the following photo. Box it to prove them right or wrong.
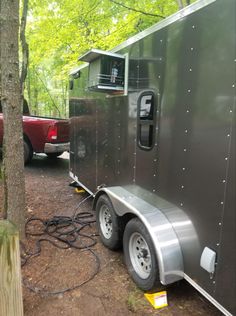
[70,0,216,75]
[110,0,216,53]
[184,274,233,316]
[69,171,95,196]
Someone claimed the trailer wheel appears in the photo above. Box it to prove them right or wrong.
[24,139,33,164]
[96,195,123,250]
[123,218,160,291]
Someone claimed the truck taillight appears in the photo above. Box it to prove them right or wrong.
[47,125,58,141]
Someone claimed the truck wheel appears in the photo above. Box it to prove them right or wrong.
[123,218,160,291]
[77,136,87,159]
[24,139,33,164]
[96,195,123,250]
[46,152,63,158]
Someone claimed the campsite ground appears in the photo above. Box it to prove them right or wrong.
[0,153,222,316]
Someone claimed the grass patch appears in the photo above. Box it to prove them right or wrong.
[126,287,149,312]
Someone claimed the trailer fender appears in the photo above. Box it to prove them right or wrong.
[94,186,184,285]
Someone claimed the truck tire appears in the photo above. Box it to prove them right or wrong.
[24,139,33,164]
[46,152,64,158]
[123,217,161,291]
[96,195,123,250]
[77,136,87,159]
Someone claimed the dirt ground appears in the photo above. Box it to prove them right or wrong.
[0,154,223,316]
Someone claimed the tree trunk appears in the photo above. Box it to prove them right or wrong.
[176,0,184,10]
[20,0,29,98]
[0,0,26,238]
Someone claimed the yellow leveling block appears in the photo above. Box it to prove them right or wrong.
[75,188,85,194]
[144,291,168,309]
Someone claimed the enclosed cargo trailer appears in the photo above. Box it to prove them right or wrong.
[69,0,236,315]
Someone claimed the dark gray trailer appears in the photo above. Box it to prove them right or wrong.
[69,0,236,315]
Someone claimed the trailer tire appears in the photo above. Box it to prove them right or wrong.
[96,195,123,250]
[123,217,160,291]
[24,139,33,164]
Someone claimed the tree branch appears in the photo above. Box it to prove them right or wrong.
[34,70,61,117]
[109,0,165,19]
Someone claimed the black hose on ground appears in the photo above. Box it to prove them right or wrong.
[21,194,100,296]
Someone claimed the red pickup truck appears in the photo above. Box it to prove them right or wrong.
[0,101,69,164]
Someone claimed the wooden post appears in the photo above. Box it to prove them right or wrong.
[0,220,24,316]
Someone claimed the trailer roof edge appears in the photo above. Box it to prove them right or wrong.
[110,0,216,53]
[69,0,216,75]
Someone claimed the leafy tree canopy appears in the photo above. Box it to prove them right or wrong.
[25,0,196,116]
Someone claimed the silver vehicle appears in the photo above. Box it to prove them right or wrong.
[69,0,235,315]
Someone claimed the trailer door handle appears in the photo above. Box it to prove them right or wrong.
[137,91,156,150]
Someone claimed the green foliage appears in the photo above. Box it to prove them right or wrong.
[25,0,196,117]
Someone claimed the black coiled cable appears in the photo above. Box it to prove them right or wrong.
[21,196,100,296]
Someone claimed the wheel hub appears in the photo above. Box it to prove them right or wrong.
[129,232,152,279]
[99,205,112,239]
[77,140,86,158]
